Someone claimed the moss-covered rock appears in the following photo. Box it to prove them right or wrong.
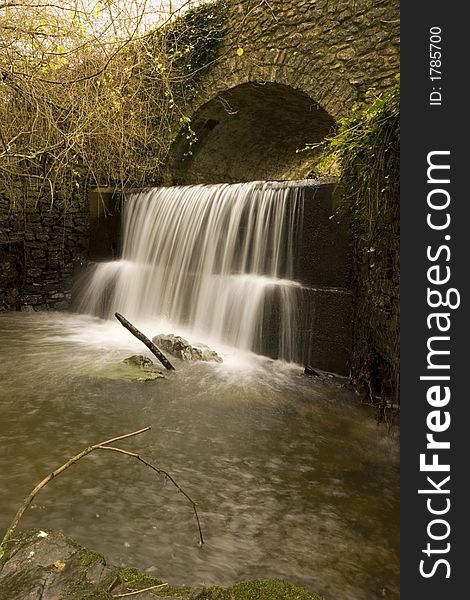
[193,580,324,600]
[123,354,156,369]
[0,529,114,600]
[116,566,190,598]
[0,530,323,600]
[121,355,165,381]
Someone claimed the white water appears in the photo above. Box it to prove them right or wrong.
[79,181,304,360]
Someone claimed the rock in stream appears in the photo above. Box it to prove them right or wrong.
[152,335,223,363]
[122,355,165,381]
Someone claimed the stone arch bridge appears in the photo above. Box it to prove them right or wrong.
[166,0,400,184]
[87,0,400,373]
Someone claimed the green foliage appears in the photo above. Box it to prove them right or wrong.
[164,1,228,99]
[321,76,400,409]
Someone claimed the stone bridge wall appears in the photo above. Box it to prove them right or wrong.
[199,0,399,120]
[168,0,400,183]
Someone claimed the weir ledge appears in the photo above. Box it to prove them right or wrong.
[87,180,352,375]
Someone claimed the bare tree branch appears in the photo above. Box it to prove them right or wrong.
[0,425,204,560]
[0,0,220,197]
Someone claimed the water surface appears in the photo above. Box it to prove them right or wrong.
[0,312,399,600]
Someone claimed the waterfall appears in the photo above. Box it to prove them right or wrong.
[79,181,306,361]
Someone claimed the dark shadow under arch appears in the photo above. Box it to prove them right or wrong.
[167,82,336,184]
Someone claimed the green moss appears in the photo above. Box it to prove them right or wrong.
[195,579,324,600]
[118,566,164,589]
[66,545,110,600]
[117,566,189,597]
[77,548,106,569]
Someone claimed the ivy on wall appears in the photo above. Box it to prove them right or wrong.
[137,1,228,163]
[317,77,400,411]
[164,1,229,100]
[140,0,228,104]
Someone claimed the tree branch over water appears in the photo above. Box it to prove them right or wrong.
[0,425,203,559]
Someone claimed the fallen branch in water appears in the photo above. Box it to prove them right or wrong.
[115,312,175,371]
[0,426,203,559]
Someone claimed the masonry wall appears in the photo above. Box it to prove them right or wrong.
[168,0,400,183]
[0,184,88,311]
[187,0,400,123]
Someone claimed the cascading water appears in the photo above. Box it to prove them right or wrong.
[78,181,306,361]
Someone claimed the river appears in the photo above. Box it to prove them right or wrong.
[0,312,398,600]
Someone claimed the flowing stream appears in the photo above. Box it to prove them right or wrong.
[0,181,398,599]
[0,314,399,600]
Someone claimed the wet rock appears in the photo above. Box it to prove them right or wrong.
[192,342,224,363]
[0,529,187,600]
[122,355,165,381]
[152,335,223,363]
[123,354,154,369]
[0,529,113,600]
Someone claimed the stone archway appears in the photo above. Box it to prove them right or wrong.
[167,82,336,184]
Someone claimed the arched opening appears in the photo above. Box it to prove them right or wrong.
[167,82,336,184]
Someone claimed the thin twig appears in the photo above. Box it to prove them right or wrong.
[97,445,204,545]
[113,583,168,597]
[99,427,152,446]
